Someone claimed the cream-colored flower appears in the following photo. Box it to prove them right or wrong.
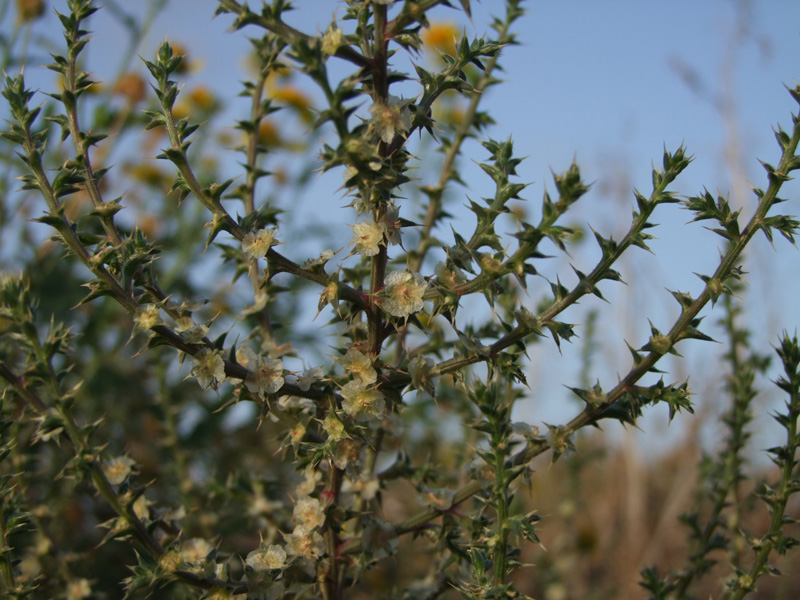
[242,227,278,260]
[284,525,324,559]
[182,538,214,564]
[343,475,380,501]
[293,496,325,530]
[321,25,343,56]
[381,205,404,247]
[246,544,286,571]
[133,303,161,334]
[295,466,322,497]
[191,348,226,389]
[103,455,136,486]
[247,360,284,398]
[340,380,385,421]
[368,95,411,143]
[381,270,428,318]
[66,578,91,600]
[350,220,386,257]
[338,348,377,384]
[295,366,324,391]
[238,347,284,397]
[133,494,151,520]
[418,486,455,511]
[176,317,209,343]
[409,355,436,399]
[322,412,347,441]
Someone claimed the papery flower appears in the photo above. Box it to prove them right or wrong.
[381,205,404,247]
[381,270,428,318]
[342,164,358,188]
[368,95,411,143]
[243,353,285,398]
[242,227,278,260]
[191,348,226,389]
[296,366,324,391]
[133,303,161,334]
[176,317,209,343]
[103,456,136,486]
[350,220,386,257]
[293,496,325,530]
[322,412,347,441]
[331,438,361,470]
[65,578,91,600]
[321,25,344,56]
[246,545,287,571]
[338,348,377,384]
[284,525,324,559]
[343,475,380,501]
[340,380,385,421]
[295,466,322,497]
[408,355,436,399]
[418,486,455,511]
[182,538,214,564]
[133,494,151,520]
[238,346,285,393]
[435,261,466,289]
[277,395,314,412]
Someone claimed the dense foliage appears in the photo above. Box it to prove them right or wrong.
[1,1,799,598]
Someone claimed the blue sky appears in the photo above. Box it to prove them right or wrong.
[7,0,800,455]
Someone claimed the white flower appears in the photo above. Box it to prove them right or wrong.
[409,355,436,399]
[242,227,278,260]
[381,205,404,247]
[343,475,380,501]
[338,348,377,384]
[381,270,428,318]
[295,466,322,497]
[350,220,386,257]
[293,496,325,530]
[368,95,411,143]
[284,525,324,559]
[103,455,136,486]
[191,348,226,389]
[246,545,286,571]
[239,348,284,398]
[340,380,385,421]
[277,395,314,412]
[182,538,214,564]
[295,366,324,391]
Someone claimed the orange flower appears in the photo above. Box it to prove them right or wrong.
[113,72,147,104]
[16,0,45,22]
[422,22,459,55]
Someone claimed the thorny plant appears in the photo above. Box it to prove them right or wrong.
[0,0,799,598]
